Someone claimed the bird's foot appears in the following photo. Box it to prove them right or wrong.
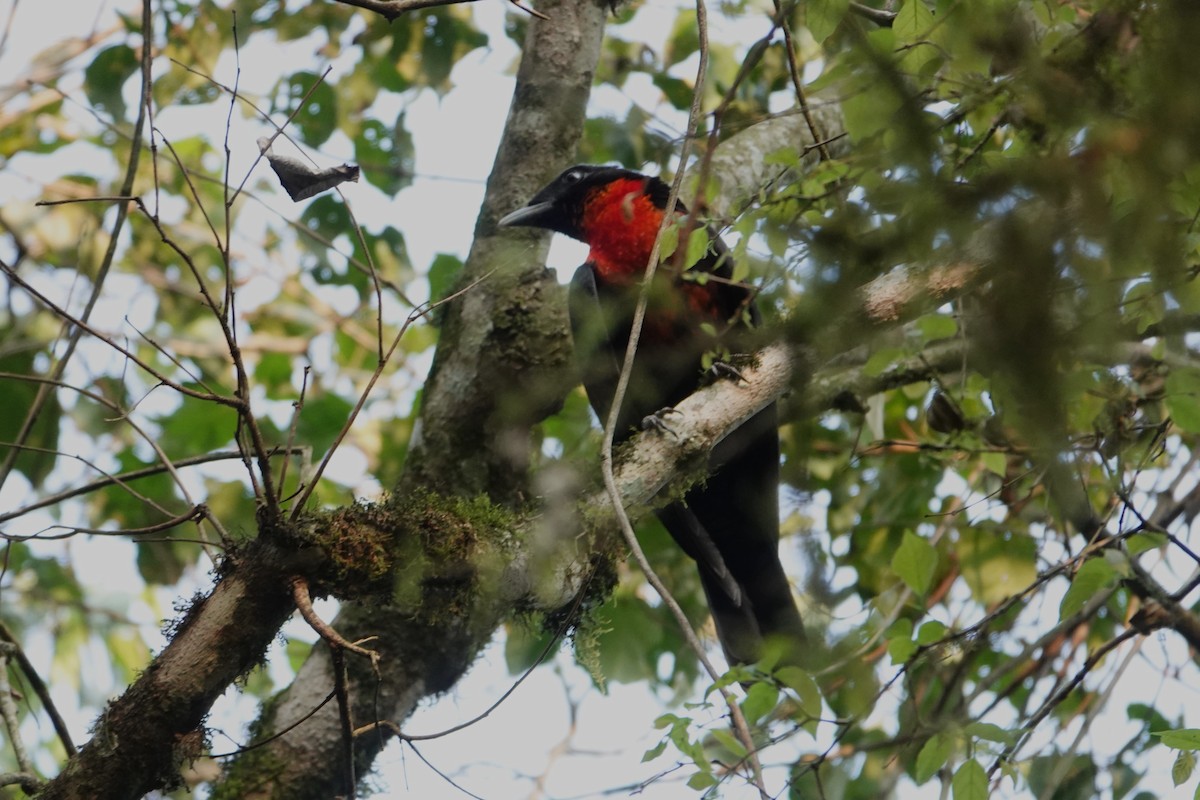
[705,361,746,383]
[703,353,758,385]
[642,407,682,437]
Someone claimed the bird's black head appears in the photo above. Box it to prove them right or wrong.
[498,164,669,242]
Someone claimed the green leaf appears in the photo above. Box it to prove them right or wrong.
[686,770,718,790]
[841,39,904,142]
[1059,558,1119,621]
[915,732,953,784]
[664,10,699,67]
[84,44,139,120]
[359,225,411,288]
[279,71,338,147]
[894,0,935,44]
[286,638,313,673]
[158,390,239,455]
[1158,729,1200,751]
[806,0,849,43]
[136,538,196,586]
[776,666,822,719]
[740,681,780,725]
[642,739,668,762]
[916,620,947,645]
[958,524,1037,605]
[659,224,680,261]
[864,347,907,377]
[0,349,61,487]
[296,392,356,458]
[886,617,917,663]
[654,713,681,729]
[916,313,958,343]
[428,253,464,305]
[595,596,666,683]
[892,530,937,596]
[1122,281,1165,334]
[952,759,988,800]
[417,9,488,94]
[1126,532,1167,556]
[1166,368,1200,433]
[980,451,1007,478]
[965,722,1015,744]
[709,728,748,760]
[888,635,918,664]
[503,621,558,673]
[684,227,711,269]
[354,113,415,197]
[652,75,694,111]
[255,352,296,397]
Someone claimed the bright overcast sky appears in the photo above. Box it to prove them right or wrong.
[0,2,1191,799]
[0,2,786,798]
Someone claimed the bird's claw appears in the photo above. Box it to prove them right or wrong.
[642,407,682,437]
[704,359,748,385]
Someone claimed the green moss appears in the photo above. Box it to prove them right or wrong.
[295,500,400,600]
[292,489,520,626]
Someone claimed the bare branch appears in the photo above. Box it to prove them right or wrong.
[0,0,154,497]
[0,622,76,757]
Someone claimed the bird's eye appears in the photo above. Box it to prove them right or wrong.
[564,169,583,184]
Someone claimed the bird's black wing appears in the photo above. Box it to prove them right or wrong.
[568,263,745,610]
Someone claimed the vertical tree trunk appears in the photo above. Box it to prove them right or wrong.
[213,1,609,795]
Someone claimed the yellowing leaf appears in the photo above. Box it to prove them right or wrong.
[958,526,1037,605]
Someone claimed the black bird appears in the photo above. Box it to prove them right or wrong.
[500,165,806,666]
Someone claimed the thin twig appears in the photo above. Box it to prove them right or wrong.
[5,506,207,541]
[229,65,333,206]
[1,648,44,777]
[595,0,769,794]
[288,271,493,517]
[0,0,154,496]
[989,629,1138,779]
[277,367,310,496]
[0,621,75,756]
[357,565,599,743]
[166,58,417,307]
[0,263,242,408]
[291,577,381,667]
[208,690,338,758]
[849,1,896,26]
[331,648,357,795]
[776,0,831,161]
[404,741,488,800]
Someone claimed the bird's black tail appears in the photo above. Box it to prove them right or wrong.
[657,402,808,668]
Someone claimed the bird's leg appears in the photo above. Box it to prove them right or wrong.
[704,361,747,383]
[642,406,682,437]
[703,351,760,385]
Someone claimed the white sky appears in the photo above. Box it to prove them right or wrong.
[0,1,1196,799]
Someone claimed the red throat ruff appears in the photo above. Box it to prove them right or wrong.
[579,177,667,283]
